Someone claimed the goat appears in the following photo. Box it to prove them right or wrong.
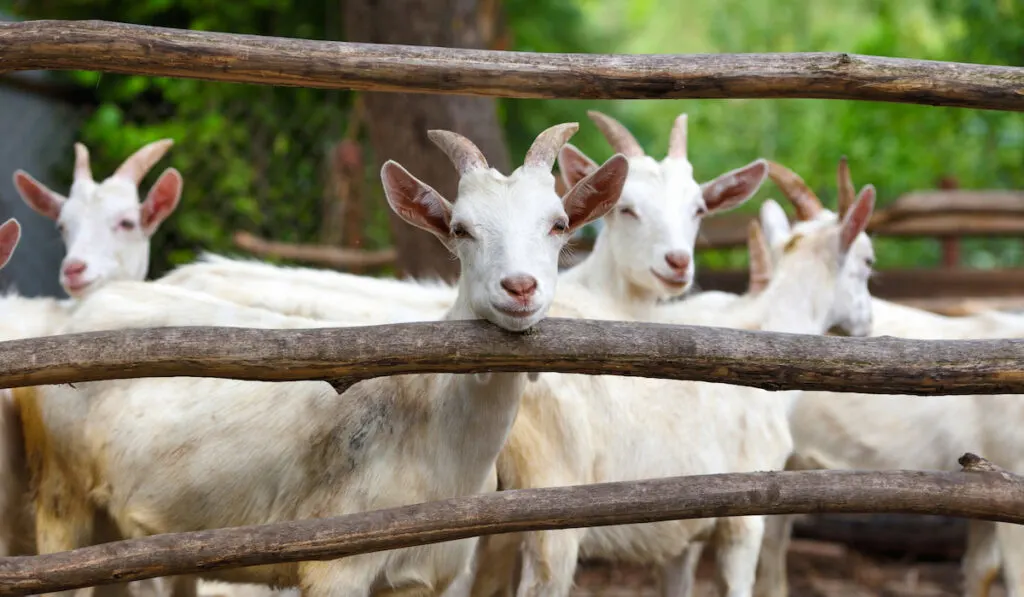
[463,172,875,597]
[17,123,628,597]
[557,111,768,320]
[749,159,1014,597]
[0,141,179,558]
[3,140,197,597]
[14,139,181,298]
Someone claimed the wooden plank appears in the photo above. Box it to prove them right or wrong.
[0,461,1019,596]
[698,268,1024,301]
[1,319,1024,395]
[887,190,1024,216]
[872,213,1024,236]
[0,21,1023,110]
[232,231,397,270]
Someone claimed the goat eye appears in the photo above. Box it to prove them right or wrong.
[451,223,472,239]
[695,205,708,217]
[618,207,638,219]
[550,220,568,235]
[119,219,136,231]
[55,223,66,235]
[865,257,875,268]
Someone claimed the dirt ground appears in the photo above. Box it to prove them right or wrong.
[571,538,1002,597]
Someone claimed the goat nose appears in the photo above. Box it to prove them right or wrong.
[63,260,87,277]
[664,251,691,272]
[500,275,538,299]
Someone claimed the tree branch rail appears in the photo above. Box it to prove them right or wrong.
[1,20,1023,110]
[0,464,1021,595]
[1,319,1024,395]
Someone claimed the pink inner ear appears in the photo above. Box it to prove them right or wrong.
[564,155,628,230]
[13,172,62,220]
[0,221,20,267]
[704,161,768,213]
[840,186,876,252]
[141,169,183,233]
[381,162,451,237]
[558,146,598,188]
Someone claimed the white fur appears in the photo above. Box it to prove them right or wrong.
[463,193,875,597]
[13,140,181,298]
[22,127,626,597]
[749,203,1024,597]
[158,252,456,324]
[0,139,182,563]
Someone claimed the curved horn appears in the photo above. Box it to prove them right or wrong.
[766,161,823,221]
[524,122,579,171]
[747,220,772,295]
[667,113,688,159]
[837,155,855,220]
[586,110,644,158]
[73,143,93,182]
[113,139,174,186]
[427,130,488,176]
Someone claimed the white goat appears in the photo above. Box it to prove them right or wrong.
[750,160,1024,597]
[17,123,628,597]
[0,141,181,563]
[557,111,768,320]
[4,140,228,597]
[463,169,876,597]
[14,139,181,298]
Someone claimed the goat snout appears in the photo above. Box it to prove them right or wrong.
[664,251,691,274]
[62,260,87,278]
[500,275,538,301]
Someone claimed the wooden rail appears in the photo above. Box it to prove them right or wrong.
[1,319,1024,395]
[0,458,1019,596]
[1,20,1024,110]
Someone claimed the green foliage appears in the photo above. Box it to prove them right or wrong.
[7,0,351,276]
[507,0,1024,271]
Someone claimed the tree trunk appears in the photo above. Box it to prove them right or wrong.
[344,0,511,282]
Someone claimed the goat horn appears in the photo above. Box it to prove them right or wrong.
[667,113,688,160]
[587,110,644,158]
[73,143,93,183]
[524,123,579,171]
[766,161,823,221]
[113,139,175,186]
[837,155,855,220]
[427,130,489,176]
[746,220,772,295]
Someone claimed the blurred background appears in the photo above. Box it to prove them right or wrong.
[1,0,1022,300]
[0,1,1021,593]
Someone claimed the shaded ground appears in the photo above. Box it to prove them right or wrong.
[571,539,1003,597]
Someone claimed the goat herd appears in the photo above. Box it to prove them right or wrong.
[0,110,1020,597]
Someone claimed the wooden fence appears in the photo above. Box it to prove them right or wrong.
[1,18,1024,596]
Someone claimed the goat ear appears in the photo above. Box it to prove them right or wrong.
[13,171,65,220]
[701,159,768,215]
[759,199,791,248]
[0,219,21,270]
[839,184,875,255]
[381,161,453,242]
[562,154,628,233]
[140,168,183,236]
[557,144,599,191]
